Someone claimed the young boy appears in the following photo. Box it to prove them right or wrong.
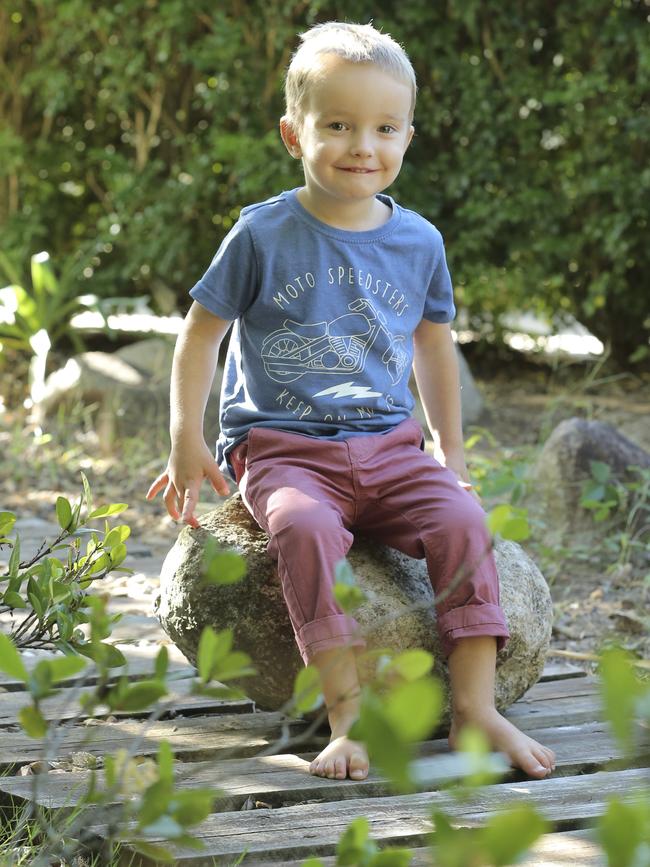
[147,22,556,782]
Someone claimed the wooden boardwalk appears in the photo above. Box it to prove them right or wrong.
[1,659,648,866]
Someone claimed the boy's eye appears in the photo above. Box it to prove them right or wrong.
[328,122,347,131]
[379,125,397,134]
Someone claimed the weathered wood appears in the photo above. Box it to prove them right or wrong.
[0,711,307,774]
[248,830,605,866]
[0,643,195,692]
[0,678,604,773]
[516,676,598,701]
[102,768,647,864]
[2,721,644,816]
[0,677,253,727]
[539,661,587,682]
[505,693,603,730]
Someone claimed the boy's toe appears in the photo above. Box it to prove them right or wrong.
[349,753,369,780]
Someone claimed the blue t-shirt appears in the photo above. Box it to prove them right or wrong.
[190,188,455,475]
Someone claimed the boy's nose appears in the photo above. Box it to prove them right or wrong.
[349,133,374,157]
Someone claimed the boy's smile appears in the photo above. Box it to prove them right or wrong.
[281,55,414,230]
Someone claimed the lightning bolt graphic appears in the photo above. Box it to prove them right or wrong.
[312,381,382,400]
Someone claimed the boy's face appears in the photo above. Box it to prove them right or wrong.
[281,56,414,217]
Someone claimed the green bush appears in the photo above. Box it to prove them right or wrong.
[1,1,648,364]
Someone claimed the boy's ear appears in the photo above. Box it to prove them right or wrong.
[405,124,415,150]
[280,116,302,158]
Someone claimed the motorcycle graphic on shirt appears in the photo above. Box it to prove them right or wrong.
[261,298,408,385]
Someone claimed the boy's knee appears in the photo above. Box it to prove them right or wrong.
[266,492,345,541]
[428,499,490,544]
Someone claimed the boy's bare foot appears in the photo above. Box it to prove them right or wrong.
[309,719,369,781]
[449,706,556,779]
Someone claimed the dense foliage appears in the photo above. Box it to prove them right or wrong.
[1,0,648,363]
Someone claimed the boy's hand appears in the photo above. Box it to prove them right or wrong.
[445,453,481,504]
[146,442,230,528]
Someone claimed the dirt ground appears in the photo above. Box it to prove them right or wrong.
[2,346,649,672]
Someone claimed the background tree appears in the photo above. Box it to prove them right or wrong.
[1,0,648,365]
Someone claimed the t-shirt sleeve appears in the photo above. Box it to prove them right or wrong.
[189,215,258,319]
[422,232,456,323]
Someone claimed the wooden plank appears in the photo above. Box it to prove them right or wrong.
[100,768,648,864]
[0,711,307,774]
[4,721,645,816]
[248,830,605,867]
[0,677,253,727]
[539,661,587,682]
[518,677,598,702]
[505,693,603,730]
[0,681,605,772]
[0,644,195,692]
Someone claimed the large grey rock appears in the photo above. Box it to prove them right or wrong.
[156,494,552,717]
[533,417,650,540]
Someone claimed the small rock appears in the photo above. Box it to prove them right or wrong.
[532,417,650,542]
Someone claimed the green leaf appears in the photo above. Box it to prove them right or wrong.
[55,496,73,531]
[430,810,479,867]
[481,804,548,866]
[383,678,443,743]
[19,705,49,738]
[599,648,646,752]
[333,582,367,613]
[8,536,21,577]
[104,525,131,547]
[383,650,434,682]
[333,558,367,613]
[486,504,530,541]
[191,682,247,700]
[292,664,324,714]
[0,633,29,681]
[0,511,16,537]
[89,552,112,574]
[598,797,649,867]
[128,841,175,862]
[197,626,233,682]
[3,590,27,608]
[337,817,374,866]
[81,471,94,518]
[109,542,128,567]
[87,503,128,520]
[213,650,255,681]
[155,645,169,680]
[158,739,174,784]
[138,778,174,825]
[203,545,247,585]
[169,788,216,826]
[351,691,413,792]
[590,460,611,484]
[35,655,87,684]
[112,680,168,711]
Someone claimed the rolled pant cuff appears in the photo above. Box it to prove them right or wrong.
[438,603,510,659]
[297,614,365,664]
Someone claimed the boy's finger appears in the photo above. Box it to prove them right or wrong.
[146,472,169,500]
[207,463,230,497]
[181,487,200,528]
[163,482,181,521]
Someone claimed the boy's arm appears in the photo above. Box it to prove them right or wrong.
[146,301,232,526]
[412,319,471,488]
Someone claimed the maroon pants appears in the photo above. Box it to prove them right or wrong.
[229,418,509,664]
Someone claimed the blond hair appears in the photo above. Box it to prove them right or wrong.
[284,22,417,127]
